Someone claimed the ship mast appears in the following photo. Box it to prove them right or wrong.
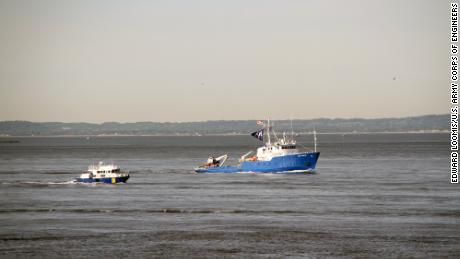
[314,129,317,152]
[266,119,271,146]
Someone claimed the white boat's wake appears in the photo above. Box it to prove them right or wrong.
[1,180,78,186]
[26,180,79,185]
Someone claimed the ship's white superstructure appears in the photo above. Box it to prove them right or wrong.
[254,119,304,161]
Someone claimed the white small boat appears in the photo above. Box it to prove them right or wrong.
[75,162,129,183]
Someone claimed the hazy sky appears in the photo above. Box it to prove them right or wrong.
[0,0,450,122]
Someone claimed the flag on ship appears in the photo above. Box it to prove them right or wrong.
[251,129,264,141]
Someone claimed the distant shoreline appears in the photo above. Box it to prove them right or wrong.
[0,130,449,138]
[0,114,449,137]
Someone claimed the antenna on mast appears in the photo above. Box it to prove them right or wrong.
[313,128,317,152]
[272,120,279,141]
[267,118,271,145]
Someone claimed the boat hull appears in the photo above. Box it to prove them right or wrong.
[75,175,130,184]
[195,152,320,173]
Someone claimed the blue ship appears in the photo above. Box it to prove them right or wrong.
[75,162,130,183]
[195,120,320,173]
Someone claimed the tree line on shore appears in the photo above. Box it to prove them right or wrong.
[0,114,448,136]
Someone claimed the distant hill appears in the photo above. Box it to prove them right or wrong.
[0,114,449,136]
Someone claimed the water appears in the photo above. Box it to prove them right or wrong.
[0,133,457,258]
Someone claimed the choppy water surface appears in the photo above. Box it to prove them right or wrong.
[0,133,457,258]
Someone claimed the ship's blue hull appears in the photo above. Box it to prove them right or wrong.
[75,175,129,184]
[195,152,320,173]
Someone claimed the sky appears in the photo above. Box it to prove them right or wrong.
[0,0,450,122]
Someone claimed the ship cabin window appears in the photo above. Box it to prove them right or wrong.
[282,145,295,149]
